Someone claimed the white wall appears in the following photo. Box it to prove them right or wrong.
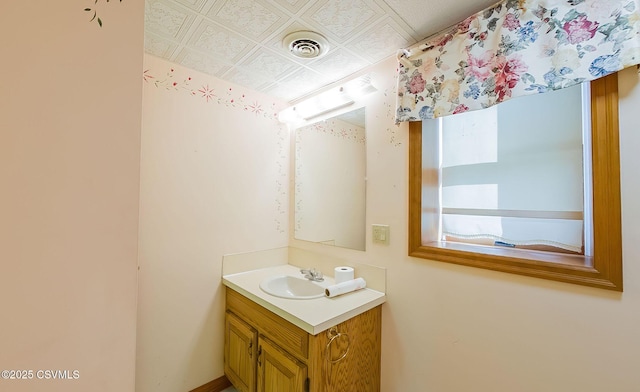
[0,2,143,392]
[292,61,640,391]
[136,54,289,392]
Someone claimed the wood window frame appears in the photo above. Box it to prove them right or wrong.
[408,72,623,291]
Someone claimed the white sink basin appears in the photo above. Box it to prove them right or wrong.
[259,275,325,299]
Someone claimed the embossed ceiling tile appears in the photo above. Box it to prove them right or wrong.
[223,69,274,92]
[238,50,300,80]
[382,0,495,38]
[265,83,313,101]
[307,48,370,81]
[207,0,287,40]
[144,31,180,59]
[142,0,496,103]
[277,67,331,89]
[269,0,315,14]
[378,0,432,36]
[188,19,255,62]
[370,0,422,41]
[302,0,385,40]
[174,48,233,77]
[145,0,197,40]
[346,19,414,63]
[265,68,332,101]
[171,0,209,12]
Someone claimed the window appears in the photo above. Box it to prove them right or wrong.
[435,83,587,255]
[408,72,622,291]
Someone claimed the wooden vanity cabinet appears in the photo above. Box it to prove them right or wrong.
[224,312,257,392]
[257,336,308,392]
[224,287,381,392]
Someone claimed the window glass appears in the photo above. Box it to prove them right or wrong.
[430,84,586,253]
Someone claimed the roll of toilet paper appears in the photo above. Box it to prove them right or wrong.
[334,266,355,284]
[325,278,366,298]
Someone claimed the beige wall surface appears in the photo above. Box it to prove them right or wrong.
[136,54,289,392]
[0,2,144,392]
[5,3,638,390]
[139,53,640,391]
[291,63,640,391]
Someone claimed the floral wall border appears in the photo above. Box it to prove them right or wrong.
[298,120,367,144]
[143,68,281,123]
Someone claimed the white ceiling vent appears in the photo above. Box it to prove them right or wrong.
[283,31,329,59]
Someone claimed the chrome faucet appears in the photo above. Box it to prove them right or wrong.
[300,268,324,282]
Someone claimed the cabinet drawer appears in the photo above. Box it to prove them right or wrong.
[226,288,308,360]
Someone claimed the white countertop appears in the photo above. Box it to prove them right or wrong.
[222,264,386,335]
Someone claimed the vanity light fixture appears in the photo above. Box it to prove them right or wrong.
[278,74,377,124]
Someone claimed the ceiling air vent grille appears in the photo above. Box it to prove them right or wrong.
[283,31,329,59]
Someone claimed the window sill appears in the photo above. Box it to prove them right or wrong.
[409,241,620,290]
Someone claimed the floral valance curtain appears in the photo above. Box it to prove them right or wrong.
[396,0,640,123]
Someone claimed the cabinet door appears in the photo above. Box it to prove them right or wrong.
[225,311,257,392]
[257,336,307,392]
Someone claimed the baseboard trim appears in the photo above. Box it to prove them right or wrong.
[189,375,232,392]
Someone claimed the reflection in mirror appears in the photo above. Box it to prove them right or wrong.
[294,107,366,251]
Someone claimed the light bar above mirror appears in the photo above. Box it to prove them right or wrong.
[278,74,376,126]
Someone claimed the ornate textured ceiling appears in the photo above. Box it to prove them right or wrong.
[144,0,494,102]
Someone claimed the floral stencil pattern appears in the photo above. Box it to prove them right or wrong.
[298,120,367,144]
[396,0,640,122]
[143,68,281,122]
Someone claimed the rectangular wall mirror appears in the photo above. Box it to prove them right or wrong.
[294,107,366,251]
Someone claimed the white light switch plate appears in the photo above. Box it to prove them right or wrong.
[372,224,390,245]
